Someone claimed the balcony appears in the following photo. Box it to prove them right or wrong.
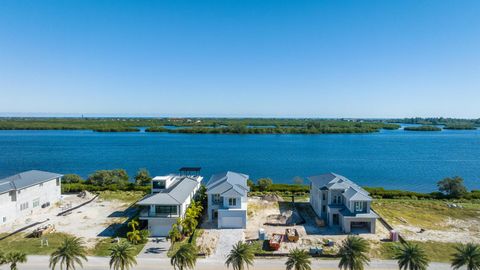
[139,207,179,218]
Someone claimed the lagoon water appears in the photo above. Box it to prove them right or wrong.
[1,126,479,192]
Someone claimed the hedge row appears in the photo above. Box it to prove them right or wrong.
[250,183,310,193]
[62,182,151,193]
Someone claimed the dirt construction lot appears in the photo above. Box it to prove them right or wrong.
[0,193,138,248]
[245,197,389,253]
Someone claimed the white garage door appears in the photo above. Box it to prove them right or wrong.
[220,217,244,228]
[148,219,175,236]
[150,225,170,236]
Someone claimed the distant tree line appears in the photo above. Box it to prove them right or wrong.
[389,117,479,130]
[0,117,402,134]
[146,122,400,134]
[404,125,442,131]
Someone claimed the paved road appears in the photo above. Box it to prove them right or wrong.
[20,256,455,270]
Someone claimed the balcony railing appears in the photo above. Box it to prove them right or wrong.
[139,208,179,218]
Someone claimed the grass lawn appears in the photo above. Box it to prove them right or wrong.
[98,190,146,204]
[0,232,145,257]
[370,240,458,263]
[372,199,480,230]
[90,238,145,256]
[0,232,73,255]
[167,229,204,257]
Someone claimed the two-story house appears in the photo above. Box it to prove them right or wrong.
[308,173,378,233]
[137,171,203,236]
[0,170,62,226]
[206,171,249,229]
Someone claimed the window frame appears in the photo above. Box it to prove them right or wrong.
[354,201,363,212]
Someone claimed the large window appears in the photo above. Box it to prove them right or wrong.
[155,205,178,216]
[228,198,237,206]
[20,202,29,211]
[354,201,364,212]
[152,180,166,189]
[333,195,342,205]
[33,198,40,208]
[212,194,221,204]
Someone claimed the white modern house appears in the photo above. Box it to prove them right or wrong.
[206,171,249,229]
[137,169,203,236]
[309,173,378,233]
[0,170,63,226]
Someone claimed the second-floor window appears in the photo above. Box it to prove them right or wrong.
[228,198,237,206]
[20,202,29,211]
[354,201,364,212]
[332,195,342,204]
[155,205,178,216]
[322,193,326,201]
[153,180,166,189]
[213,194,221,204]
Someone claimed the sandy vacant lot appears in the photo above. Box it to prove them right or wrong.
[0,193,137,248]
[373,200,480,244]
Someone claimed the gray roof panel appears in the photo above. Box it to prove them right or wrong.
[137,176,200,205]
[206,171,249,195]
[308,173,371,201]
[0,170,63,194]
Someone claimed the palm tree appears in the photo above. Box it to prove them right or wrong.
[286,248,311,270]
[451,243,480,270]
[338,235,370,270]
[109,241,137,270]
[393,242,430,270]
[4,251,27,270]
[170,243,197,270]
[126,229,141,245]
[168,223,183,244]
[50,236,88,270]
[225,241,255,270]
[127,219,139,231]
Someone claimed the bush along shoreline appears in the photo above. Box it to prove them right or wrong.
[61,171,480,201]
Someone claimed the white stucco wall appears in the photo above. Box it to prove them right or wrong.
[0,177,61,226]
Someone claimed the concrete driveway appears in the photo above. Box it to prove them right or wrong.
[208,229,244,260]
[138,237,170,258]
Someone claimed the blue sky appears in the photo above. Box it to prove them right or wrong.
[0,0,479,118]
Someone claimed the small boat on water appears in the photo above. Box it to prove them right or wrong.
[269,233,283,251]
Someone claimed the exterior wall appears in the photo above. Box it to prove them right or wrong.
[0,192,16,225]
[329,190,344,205]
[310,183,377,234]
[142,180,200,237]
[346,200,370,214]
[309,186,333,220]
[222,196,242,209]
[342,217,376,233]
[309,185,321,217]
[207,193,221,221]
[0,177,61,226]
[145,218,177,236]
[218,209,247,229]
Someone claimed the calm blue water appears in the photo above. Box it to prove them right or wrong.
[1,127,479,192]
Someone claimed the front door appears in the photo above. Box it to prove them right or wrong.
[212,209,218,219]
[333,214,339,225]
